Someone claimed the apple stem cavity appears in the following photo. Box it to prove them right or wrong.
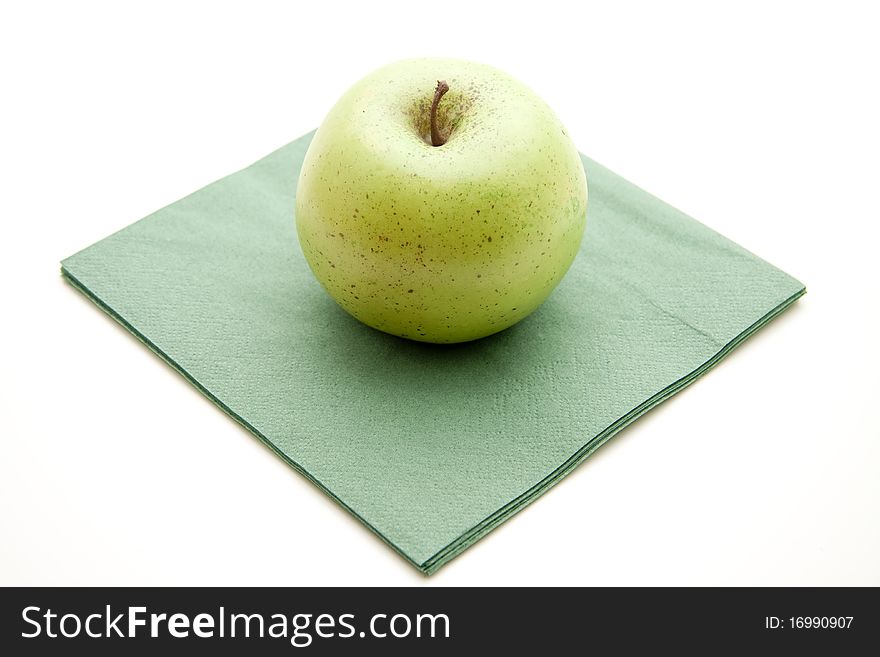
[430,80,450,147]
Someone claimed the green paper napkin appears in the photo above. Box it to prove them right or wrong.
[62,131,804,573]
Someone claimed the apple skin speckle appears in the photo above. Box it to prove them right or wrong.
[295,58,587,344]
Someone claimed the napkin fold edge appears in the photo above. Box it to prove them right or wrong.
[60,267,426,574]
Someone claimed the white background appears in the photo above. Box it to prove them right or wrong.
[1,1,878,586]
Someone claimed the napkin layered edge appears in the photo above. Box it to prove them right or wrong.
[420,287,805,573]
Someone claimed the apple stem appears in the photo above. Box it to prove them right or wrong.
[430,80,450,146]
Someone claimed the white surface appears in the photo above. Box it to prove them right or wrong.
[1,1,878,586]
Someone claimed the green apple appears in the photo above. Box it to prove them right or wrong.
[296,58,587,343]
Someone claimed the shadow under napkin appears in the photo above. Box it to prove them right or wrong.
[61,131,804,573]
